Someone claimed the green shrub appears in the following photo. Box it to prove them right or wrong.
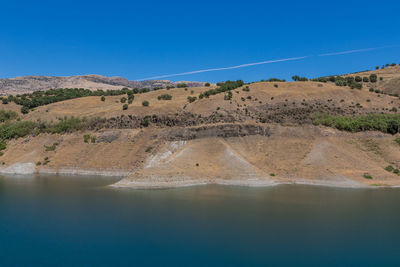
[44,143,57,151]
[145,146,152,152]
[21,106,29,114]
[46,117,86,134]
[394,169,400,175]
[355,76,362,82]
[142,100,149,107]
[270,173,275,176]
[224,91,232,100]
[369,74,377,83]
[204,83,210,87]
[141,117,150,127]
[101,96,105,101]
[385,165,394,172]
[0,121,36,140]
[187,96,197,103]
[363,173,373,179]
[242,86,250,92]
[0,140,6,151]
[177,83,187,88]
[395,138,400,145]
[335,80,347,86]
[0,110,18,122]
[122,104,128,110]
[292,75,308,81]
[91,135,96,143]
[363,77,369,82]
[83,134,90,143]
[157,94,172,100]
[349,82,362,90]
[120,97,127,103]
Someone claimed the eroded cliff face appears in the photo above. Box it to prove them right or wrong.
[115,125,400,188]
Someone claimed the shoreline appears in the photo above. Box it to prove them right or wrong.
[0,162,398,189]
[110,177,386,189]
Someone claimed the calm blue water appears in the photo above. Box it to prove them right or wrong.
[1,175,400,266]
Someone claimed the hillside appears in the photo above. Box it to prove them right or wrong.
[340,65,400,95]
[0,74,208,95]
[0,66,399,188]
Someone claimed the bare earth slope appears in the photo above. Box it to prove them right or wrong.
[0,67,399,188]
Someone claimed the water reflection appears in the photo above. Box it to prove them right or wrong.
[0,175,399,266]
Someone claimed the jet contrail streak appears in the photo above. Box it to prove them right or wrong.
[135,45,396,81]
[135,56,308,81]
[318,46,387,56]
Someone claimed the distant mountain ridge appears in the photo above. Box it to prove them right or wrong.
[0,75,208,95]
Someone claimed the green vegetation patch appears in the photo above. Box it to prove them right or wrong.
[187,96,197,103]
[199,80,244,100]
[363,173,373,179]
[7,87,151,114]
[313,114,400,134]
[157,94,172,100]
[0,110,18,122]
[44,143,58,151]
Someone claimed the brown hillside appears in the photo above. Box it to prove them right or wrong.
[343,65,400,95]
[0,67,399,188]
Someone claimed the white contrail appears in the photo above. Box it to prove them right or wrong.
[135,56,308,81]
[318,46,387,56]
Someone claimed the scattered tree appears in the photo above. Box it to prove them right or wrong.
[177,83,187,88]
[21,106,29,114]
[187,96,197,103]
[157,94,172,100]
[370,74,377,83]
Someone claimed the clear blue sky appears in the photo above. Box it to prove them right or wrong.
[1,0,399,82]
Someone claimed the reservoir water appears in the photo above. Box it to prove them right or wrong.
[1,174,400,266]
